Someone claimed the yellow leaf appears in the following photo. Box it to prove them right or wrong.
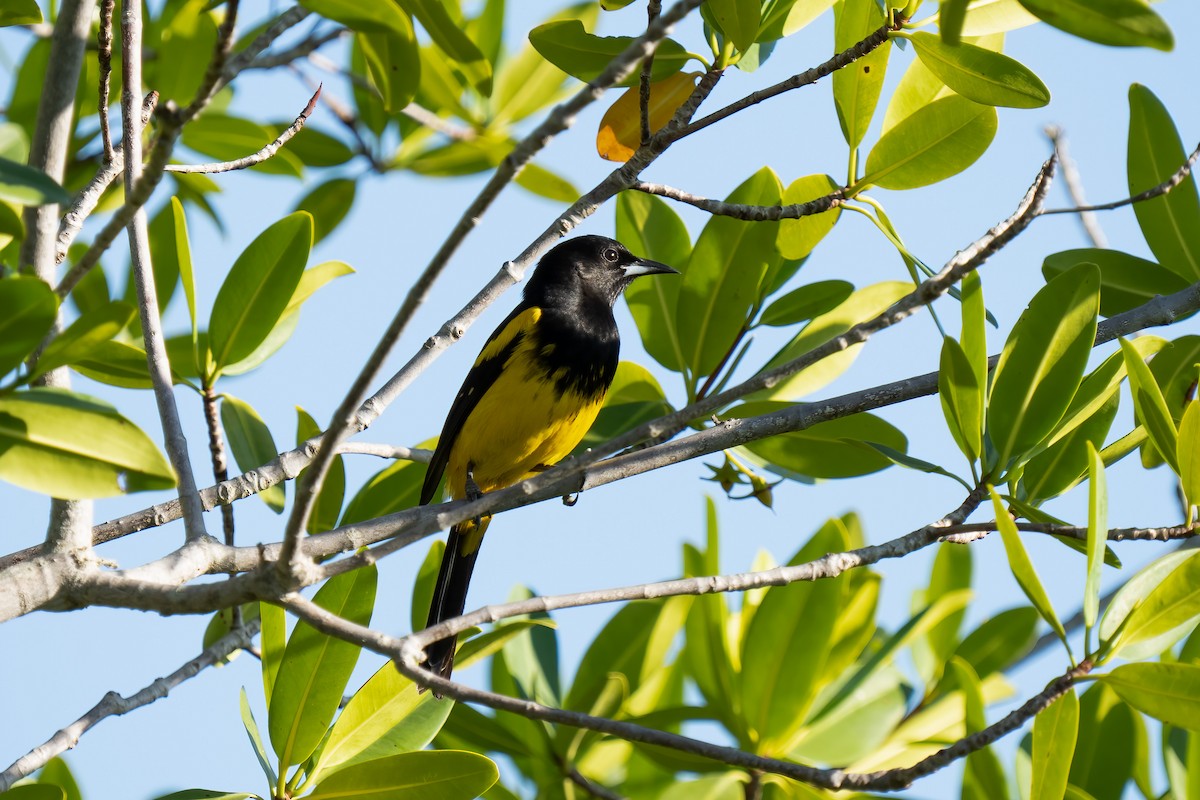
[596,72,699,162]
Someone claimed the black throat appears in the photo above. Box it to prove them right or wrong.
[528,294,621,400]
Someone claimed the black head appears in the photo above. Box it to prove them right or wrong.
[524,235,677,310]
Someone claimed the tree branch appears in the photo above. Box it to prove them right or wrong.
[634,179,845,220]
[20,0,96,555]
[0,620,260,790]
[121,0,208,544]
[1041,138,1200,216]
[1044,125,1106,247]
[165,85,320,174]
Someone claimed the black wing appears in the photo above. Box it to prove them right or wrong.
[419,303,538,505]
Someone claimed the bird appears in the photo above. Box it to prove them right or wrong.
[418,234,678,686]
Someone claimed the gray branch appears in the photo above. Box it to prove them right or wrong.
[0,620,259,790]
[20,0,96,554]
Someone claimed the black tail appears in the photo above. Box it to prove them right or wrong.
[421,517,489,690]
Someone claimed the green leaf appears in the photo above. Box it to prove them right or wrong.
[296,407,344,535]
[0,274,57,376]
[1084,443,1106,633]
[1022,392,1118,504]
[776,174,842,261]
[862,95,997,189]
[0,388,175,498]
[565,599,677,714]
[491,5,594,125]
[618,190,692,372]
[759,281,912,399]
[0,0,42,26]
[989,486,1067,648]
[2,786,65,799]
[922,544,973,678]
[940,0,970,43]
[1031,688,1078,800]
[170,198,198,344]
[1042,248,1190,318]
[1128,85,1200,281]
[1180,401,1200,516]
[741,406,908,480]
[396,0,492,95]
[239,687,277,786]
[316,661,452,782]
[340,459,424,525]
[908,31,1048,108]
[1104,663,1200,730]
[1106,550,1200,661]
[297,0,414,34]
[35,757,80,800]
[513,161,578,203]
[741,519,848,751]
[284,126,355,168]
[960,271,988,392]
[1100,549,1196,653]
[528,19,691,85]
[1149,335,1200,423]
[760,279,854,328]
[180,114,303,177]
[987,263,1100,471]
[209,212,312,373]
[260,601,285,705]
[953,606,1038,678]
[940,336,982,462]
[0,155,70,205]
[1068,683,1138,800]
[832,0,892,149]
[882,48,950,134]
[864,441,973,489]
[0,199,25,251]
[268,565,377,768]
[1120,337,1180,473]
[154,0,218,104]
[677,167,782,378]
[32,301,136,380]
[294,178,357,246]
[957,0,1039,36]
[706,0,761,52]
[72,340,156,389]
[149,792,255,800]
[359,24,421,113]
[220,394,284,513]
[1017,0,1172,50]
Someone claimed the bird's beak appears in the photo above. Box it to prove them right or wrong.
[623,257,679,277]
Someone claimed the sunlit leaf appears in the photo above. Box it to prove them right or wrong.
[909,31,1048,108]
[862,95,997,190]
[0,388,175,498]
[1018,0,1172,50]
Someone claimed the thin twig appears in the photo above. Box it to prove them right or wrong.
[54,91,157,265]
[202,387,236,549]
[97,0,116,160]
[0,620,260,790]
[181,0,240,122]
[634,180,845,220]
[243,26,345,73]
[1044,125,1106,247]
[122,0,208,543]
[681,18,902,138]
[941,521,1196,543]
[165,86,320,174]
[640,0,661,146]
[1041,139,1200,215]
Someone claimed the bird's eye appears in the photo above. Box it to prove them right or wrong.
[603,248,619,262]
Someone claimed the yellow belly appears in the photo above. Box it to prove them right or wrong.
[445,353,605,500]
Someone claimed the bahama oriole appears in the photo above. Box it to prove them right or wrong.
[418,235,677,683]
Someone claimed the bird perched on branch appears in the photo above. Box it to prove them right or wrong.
[418,235,677,687]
